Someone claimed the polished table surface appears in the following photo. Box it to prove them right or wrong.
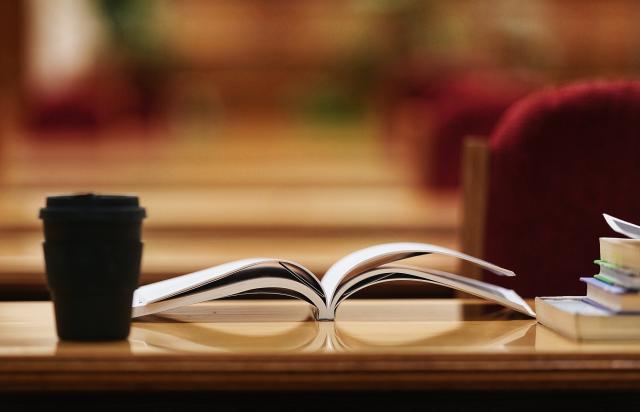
[1,299,639,392]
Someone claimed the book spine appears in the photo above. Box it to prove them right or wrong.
[315,306,335,321]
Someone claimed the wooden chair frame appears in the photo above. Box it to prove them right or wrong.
[459,136,490,280]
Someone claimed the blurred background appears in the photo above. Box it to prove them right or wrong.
[1,0,640,298]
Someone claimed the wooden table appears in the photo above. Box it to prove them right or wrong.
[1,299,639,394]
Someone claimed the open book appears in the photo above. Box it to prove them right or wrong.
[132,242,536,320]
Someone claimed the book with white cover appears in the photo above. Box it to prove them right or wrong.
[132,242,536,320]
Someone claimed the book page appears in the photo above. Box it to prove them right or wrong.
[328,265,534,319]
[133,258,320,306]
[603,213,640,239]
[321,242,515,306]
[132,276,328,318]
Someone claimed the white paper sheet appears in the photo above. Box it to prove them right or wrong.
[326,265,534,319]
[132,277,328,318]
[603,213,640,239]
[321,242,515,306]
[133,258,317,306]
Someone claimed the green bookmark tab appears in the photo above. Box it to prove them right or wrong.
[594,273,616,285]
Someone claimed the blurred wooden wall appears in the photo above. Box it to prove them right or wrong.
[0,0,24,170]
[0,0,25,116]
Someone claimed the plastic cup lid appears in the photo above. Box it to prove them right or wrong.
[39,193,146,221]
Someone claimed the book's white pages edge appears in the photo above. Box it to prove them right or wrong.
[321,242,515,306]
[328,265,534,319]
[132,277,329,318]
[534,297,580,340]
[603,213,640,239]
[535,296,611,315]
[133,257,319,306]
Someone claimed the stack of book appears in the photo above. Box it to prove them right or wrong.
[536,214,640,341]
[581,237,640,313]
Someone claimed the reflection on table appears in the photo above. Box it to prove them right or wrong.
[4,299,640,357]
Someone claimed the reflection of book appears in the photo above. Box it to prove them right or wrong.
[331,320,535,352]
[131,301,536,353]
[132,320,326,353]
[132,243,535,320]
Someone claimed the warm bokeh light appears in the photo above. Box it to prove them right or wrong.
[1,0,640,298]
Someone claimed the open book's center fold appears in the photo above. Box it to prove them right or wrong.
[279,262,325,299]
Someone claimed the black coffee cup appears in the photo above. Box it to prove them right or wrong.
[39,193,146,341]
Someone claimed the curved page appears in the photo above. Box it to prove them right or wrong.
[603,213,640,239]
[321,242,515,306]
[325,265,534,319]
[132,277,328,318]
[133,258,320,306]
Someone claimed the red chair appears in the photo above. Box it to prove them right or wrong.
[462,80,640,297]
